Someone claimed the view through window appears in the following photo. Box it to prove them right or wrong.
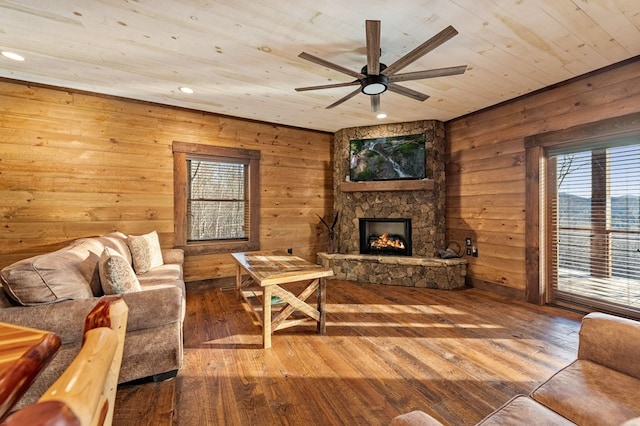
[550,142,640,315]
[188,159,247,241]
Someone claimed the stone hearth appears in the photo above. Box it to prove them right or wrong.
[318,253,466,289]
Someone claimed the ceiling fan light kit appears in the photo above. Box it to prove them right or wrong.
[361,74,388,95]
[296,20,466,112]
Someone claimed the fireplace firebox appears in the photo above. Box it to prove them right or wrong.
[359,218,412,256]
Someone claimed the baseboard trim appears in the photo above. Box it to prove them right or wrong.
[186,276,235,291]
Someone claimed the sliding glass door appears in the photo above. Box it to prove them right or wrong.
[547,142,640,316]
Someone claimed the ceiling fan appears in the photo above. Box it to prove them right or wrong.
[295,20,467,112]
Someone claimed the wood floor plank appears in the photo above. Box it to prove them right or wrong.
[114,280,583,425]
[113,380,175,425]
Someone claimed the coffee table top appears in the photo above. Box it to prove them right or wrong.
[232,251,333,286]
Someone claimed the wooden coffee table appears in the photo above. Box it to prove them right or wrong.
[232,251,334,348]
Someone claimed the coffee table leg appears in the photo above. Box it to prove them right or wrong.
[235,265,242,300]
[263,285,272,349]
[317,278,327,335]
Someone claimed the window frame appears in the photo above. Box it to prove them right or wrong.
[173,141,260,255]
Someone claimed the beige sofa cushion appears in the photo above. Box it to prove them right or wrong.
[532,359,640,426]
[128,231,163,274]
[99,247,142,295]
[79,232,132,264]
[0,241,96,305]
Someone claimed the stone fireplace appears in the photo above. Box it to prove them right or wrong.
[317,120,466,289]
[335,120,445,255]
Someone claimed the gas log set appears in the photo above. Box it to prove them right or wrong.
[359,218,412,256]
[369,233,406,253]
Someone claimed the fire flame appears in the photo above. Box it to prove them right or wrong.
[370,233,405,250]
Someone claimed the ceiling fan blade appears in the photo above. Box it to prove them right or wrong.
[389,65,467,83]
[365,20,381,75]
[326,88,361,109]
[295,81,360,91]
[370,94,380,112]
[382,25,459,76]
[387,83,430,102]
[299,52,364,79]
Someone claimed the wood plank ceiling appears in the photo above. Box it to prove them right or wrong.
[0,1,638,132]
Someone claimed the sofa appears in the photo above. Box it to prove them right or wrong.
[391,312,640,426]
[0,231,185,408]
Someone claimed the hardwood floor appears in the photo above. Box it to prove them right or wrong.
[114,280,583,425]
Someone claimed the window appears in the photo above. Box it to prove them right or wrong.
[173,142,260,254]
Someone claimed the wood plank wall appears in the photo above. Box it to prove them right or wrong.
[0,79,333,282]
[445,57,640,298]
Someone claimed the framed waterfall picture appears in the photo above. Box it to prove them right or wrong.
[349,133,426,182]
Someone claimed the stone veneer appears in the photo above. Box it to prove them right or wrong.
[318,253,466,289]
[323,120,466,289]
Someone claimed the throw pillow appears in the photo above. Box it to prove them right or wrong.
[127,230,164,274]
[99,247,142,294]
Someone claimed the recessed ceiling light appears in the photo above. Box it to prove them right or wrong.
[179,87,194,94]
[376,113,387,119]
[1,51,25,61]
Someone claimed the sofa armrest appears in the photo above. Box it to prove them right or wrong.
[578,312,640,379]
[0,285,183,345]
[0,299,103,345]
[162,249,184,265]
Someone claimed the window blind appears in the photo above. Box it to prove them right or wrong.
[187,159,248,241]
[549,142,640,315]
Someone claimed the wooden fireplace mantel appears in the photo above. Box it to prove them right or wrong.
[339,179,434,192]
